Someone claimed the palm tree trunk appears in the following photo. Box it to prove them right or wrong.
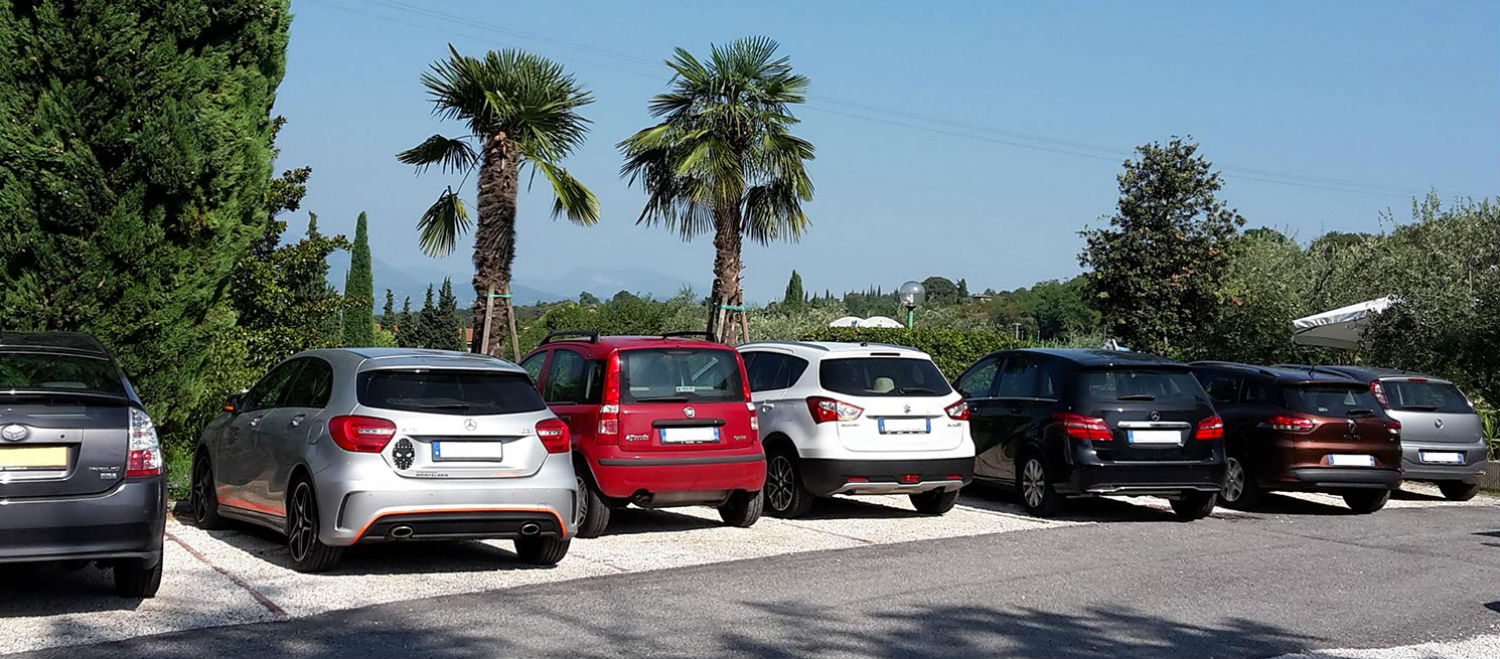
[470,135,520,357]
[708,205,746,344]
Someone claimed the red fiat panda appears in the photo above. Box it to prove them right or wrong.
[520,332,765,537]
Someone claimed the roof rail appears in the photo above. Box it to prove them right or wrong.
[661,331,716,342]
[1189,360,1279,378]
[739,340,831,351]
[542,330,598,345]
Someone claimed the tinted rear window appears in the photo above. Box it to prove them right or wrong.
[820,358,952,397]
[620,349,744,404]
[0,352,125,396]
[1382,380,1472,413]
[1080,369,1205,403]
[1286,385,1380,417]
[357,369,546,415]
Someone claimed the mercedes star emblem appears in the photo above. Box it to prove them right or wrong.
[1,424,27,442]
[904,404,912,414]
[464,418,478,431]
[1435,418,1445,429]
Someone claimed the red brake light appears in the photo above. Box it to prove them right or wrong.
[126,408,163,477]
[536,418,570,454]
[944,401,970,421]
[1053,412,1111,441]
[1369,380,1389,408]
[596,404,620,443]
[1193,415,1224,440]
[1266,415,1316,433]
[806,396,864,423]
[1385,419,1401,437]
[328,415,397,453]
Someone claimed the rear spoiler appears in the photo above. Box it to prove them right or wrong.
[0,389,134,406]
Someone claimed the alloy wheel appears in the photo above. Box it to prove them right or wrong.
[288,483,317,563]
[191,461,212,524]
[575,475,590,525]
[1022,459,1045,509]
[1223,458,1245,503]
[766,455,795,512]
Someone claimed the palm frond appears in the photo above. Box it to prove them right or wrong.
[744,177,811,244]
[526,157,600,226]
[396,134,478,174]
[416,187,472,257]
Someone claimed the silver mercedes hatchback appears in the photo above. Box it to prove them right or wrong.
[190,348,577,572]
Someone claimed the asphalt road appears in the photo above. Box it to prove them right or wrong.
[15,492,1500,659]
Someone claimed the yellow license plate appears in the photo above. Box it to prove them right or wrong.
[0,446,69,470]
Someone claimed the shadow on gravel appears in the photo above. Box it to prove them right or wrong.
[1390,488,1446,502]
[592,507,724,536]
[1230,493,1351,517]
[0,563,145,617]
[959,482,1193,523]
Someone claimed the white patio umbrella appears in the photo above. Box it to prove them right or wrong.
[1290,295,1399,349]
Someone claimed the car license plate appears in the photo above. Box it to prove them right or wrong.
[660,427,720,444]
[1419,451,1464,465]
[1328,454,1376,467]
[0,445,68,471]
[879,418,931,434]
[431,441,504,461]
[1127,430,1181,444]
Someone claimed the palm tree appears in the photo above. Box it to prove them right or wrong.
[619,36,815,343]
[398,46,599,356]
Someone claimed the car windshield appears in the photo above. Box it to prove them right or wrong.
[0,352,125,397]
[1286,385,1380,417]
[819,357,952,397]
[357,369,546,415]
[1382,380,1472,413]
[1080,368,1204,403]
[620,348,745,403]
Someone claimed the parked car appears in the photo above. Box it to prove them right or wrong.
[955,348,1225,519]
[192,348,575,572]
[1274,365,1486,501]
[735,341,974,517]
[1190,362,1402,513]
[0,332,166,597]
[520,332,765,537]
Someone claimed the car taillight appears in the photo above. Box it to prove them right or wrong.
[944,401,970,421]
[1193,415,1224,440]
[126,407,163,478]
[1369,380,1389,408]
[1385,419,1401,438]
[597,404,620,443]
[806,396,863,423]
[536,418,570,454]
[328,415,397,453]
[1053,412,1111,441]
[1266,415,1317,433]
[748,403,759,432]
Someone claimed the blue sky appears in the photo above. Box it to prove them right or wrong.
[273,0,1499,303]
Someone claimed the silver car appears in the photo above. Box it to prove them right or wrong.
[191,348,577,572]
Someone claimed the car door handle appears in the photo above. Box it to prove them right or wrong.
[289,414,305,428]
[558,414,572,422]
[248,416,263,428]
[761,403,775,411]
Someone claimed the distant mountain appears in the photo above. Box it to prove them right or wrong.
[367,257,566,308]
[341,256,693,309]
[528,267,698,302]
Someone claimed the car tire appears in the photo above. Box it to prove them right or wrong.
[574,474,612,539]
[1170,491,1217,521]
[1438,481,1481,502]
[1017,453,1064,517]
[719,489,763,527]
[909,488,959,515]
[1342,490,1391,514]
[763,451,815,519]
[113,557,162,598]
[514,536,570,566]
[1219,454,1262,510]
[190,454,225,530]
[287,479,343,573]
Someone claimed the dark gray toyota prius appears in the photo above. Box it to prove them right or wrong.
[0,332,166,597]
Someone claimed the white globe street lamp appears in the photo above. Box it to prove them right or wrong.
[898,280,925,328]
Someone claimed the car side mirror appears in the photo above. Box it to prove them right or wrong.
[223,391,246,414]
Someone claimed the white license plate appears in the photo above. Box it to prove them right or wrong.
[879,418,931,434]
[1127,430,1181,444]
[660,427,720,444]
[431,441,504,461]
[1419,451,1464,465]
[1328,454,1376,467]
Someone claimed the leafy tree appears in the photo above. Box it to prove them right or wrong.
[341,211,375,346]
[957,278,970,300]
[578,291,601,306]
[229,219,348,371]
[921,276,960,306]
[783,270,805,309]
[397,46,599,356]
[1013,278,1099,341]
[619,36,815,343]
[380,289,395,329]
[1078,138,1245,356]
[437,278,464,351]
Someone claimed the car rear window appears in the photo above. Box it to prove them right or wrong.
[357,369,546,415]
[0,352,125,396]
[620,348,745,404]
[1381,380,1472,413]
[819,357,952,397]
[1080,368,1205,403]
[1286,385,1380,417]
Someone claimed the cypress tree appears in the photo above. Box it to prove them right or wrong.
[341,211,375,346]
[415,285,440,349]
[783,270,804,310]
[396,297,414,347]
[380,289,395,329]
[437,278,463,351]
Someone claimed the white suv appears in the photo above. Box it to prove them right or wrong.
[737,341,975,518]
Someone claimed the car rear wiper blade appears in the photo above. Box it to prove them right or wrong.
[898,387,940,394]
[1346,408,1374,416]
[411,402,472,411]
[1398,404,1439,411]
[1116,394,1157,401]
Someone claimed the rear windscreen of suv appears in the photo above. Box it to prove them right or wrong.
[620,348,745,403]
[820,358,952,397]
[1286,385,1381,417]
[357,369,546,415]
[0,352,125,396]
[1080,369,1204,403]
[1382,380,1473,413]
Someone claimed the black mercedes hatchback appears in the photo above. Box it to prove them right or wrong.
[0,332,166,597]
[954,349,1226,519]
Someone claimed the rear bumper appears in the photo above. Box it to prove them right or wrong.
[589,448,766,500]
[799,457,973,496]
[1281,467,1402,491]
[1400,441,1489,483]
[1063,462,1225,496]
[0,478,166,565]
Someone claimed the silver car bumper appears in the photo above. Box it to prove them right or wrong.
[1400,440,1489,483]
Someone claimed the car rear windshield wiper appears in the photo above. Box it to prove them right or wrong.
[1346,408,1374,416]
[898,387,940,395]
[1397,404,1439,411]
[636,395,691,403]
[410,402,472,411]
[1116,394,1157,401]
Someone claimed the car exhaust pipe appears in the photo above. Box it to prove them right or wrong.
[518,522,541,536]
[389,525,414,540]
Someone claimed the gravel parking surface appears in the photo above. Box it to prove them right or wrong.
[1276,634,1500,659]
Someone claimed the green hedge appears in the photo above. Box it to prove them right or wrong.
[798,327,1024,379]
